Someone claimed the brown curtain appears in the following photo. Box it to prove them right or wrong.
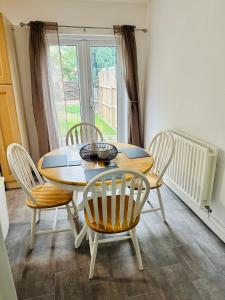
[29,21,60,157]
[113,25,142,147]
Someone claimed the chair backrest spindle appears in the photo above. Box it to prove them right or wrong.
[66,123,103,145]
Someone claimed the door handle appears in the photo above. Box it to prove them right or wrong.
[89,96,99,110]
[89,96,93,110]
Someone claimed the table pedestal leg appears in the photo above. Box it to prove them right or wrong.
[72,191,80,232]
[75,224,88,248]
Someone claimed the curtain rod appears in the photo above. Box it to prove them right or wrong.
[19,22,147,32]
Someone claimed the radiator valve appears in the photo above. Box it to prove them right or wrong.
[205,205,212,218]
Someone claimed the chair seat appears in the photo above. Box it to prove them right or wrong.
[26,183,73,209]
[84,195,140,234]
[147,171,163,189]
[131,172,162,190]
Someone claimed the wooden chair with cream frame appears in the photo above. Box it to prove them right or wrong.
[66,122,103,145]
[7,143,78,250]
[143,131,175,222]
[78,168,150,279]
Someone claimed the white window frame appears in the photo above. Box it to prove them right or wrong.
[47,34,127,143]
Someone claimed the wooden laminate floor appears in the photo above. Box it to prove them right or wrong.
[5,185,225,300]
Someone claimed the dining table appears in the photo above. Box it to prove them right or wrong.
[37,142,153,247]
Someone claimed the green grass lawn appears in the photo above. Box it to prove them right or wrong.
[58,103,117,140]
[66,105,80,114]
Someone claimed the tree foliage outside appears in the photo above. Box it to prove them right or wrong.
[49,45,78,82]
[49,45,116,86]
[91,46,116,87]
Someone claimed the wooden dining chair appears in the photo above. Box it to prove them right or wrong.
[78,168,150,279]
[7,143,78,250]
[66,122,103,145]
[143,130,175,222]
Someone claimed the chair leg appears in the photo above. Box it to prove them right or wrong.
[75,223,87,249]
[88,228,93,256]
[71,199,78,216]
[36,209,41,223]
[66,204,78,239]
[53,208,59,230]
[30,209,36,250]
[73,190,78,201]
[89,232,99,280]
[147,190,154,206]
[131,228,143,270]
[71,194,80,232]
[129,229,135,244]
[157,188,166,222]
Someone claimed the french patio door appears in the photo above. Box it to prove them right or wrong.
[48,36,126,145]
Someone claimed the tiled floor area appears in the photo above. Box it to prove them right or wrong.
[5,185,225,300]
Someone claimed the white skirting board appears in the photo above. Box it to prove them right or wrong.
[165,179,225,243]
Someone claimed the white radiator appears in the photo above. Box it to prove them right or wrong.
[164,130,218,208]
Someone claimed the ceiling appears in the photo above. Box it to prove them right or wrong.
[82,0,148,4]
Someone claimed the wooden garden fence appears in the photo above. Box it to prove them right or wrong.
[95,66,117,129]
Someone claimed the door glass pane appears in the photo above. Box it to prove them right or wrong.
[90,46,117,141]
[49,45,81,144]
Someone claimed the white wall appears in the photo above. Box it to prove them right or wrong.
[145,0,225,225]
[0,0,147,26]
[0,0,148,160]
